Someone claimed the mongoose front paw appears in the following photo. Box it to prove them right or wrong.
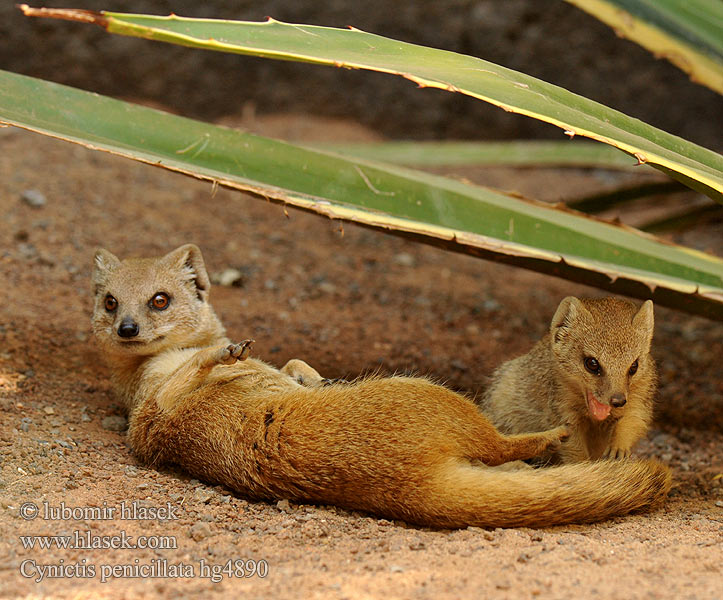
[218,339,255,365]
[602,446,631,460]
[552,425,570,443]
[543,425,570,452]
[320,377,349,386]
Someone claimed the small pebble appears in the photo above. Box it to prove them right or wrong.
[212,268,244,287]
[393,253,415,267]
[17,243,38,260]
[483,299,502,311]
[21,190,47,207]
[317,281,337,294]
[194,488,214,504]
[189,521,212,541]
[101,415,128,432]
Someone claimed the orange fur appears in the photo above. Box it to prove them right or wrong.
[91,245,671,528]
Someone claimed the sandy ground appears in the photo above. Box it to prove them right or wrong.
[0,115,721,599]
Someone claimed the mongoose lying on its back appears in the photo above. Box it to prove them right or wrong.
[481,296,657,464]
[91,245,670,528]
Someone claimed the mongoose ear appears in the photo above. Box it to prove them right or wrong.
[162,244,211,301]
[93,248,121,273]
[92,248,121,293]
[550,296,584,344]
[632,299,654,342]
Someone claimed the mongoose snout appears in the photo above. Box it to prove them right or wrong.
[610,393,627,408]
[117,317,140,338]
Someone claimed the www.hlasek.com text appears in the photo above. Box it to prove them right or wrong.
[20,530,177,551]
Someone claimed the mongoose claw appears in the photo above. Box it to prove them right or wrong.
[540,425,570,453]
[602,446,630,460]
[554,425,571,442]
[321,377,349,386]
[230,339,255,361]
[219,339,255,364]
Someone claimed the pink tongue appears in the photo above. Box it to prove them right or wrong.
[587,392,611,421]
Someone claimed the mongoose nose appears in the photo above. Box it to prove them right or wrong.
[117,318,140,339]
[610,394,627,408]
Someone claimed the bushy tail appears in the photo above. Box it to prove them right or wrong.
[412,458,671,529]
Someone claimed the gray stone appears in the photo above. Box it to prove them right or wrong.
[21,190,46,207]
[101,415,128,432]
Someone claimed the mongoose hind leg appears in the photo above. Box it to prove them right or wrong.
[280,358,326,386]
[280,358,349,387]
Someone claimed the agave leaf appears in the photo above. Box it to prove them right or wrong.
[563,0,723,94]
[1,70,720,319]
[18,6,723,203]
[309,140,652,170]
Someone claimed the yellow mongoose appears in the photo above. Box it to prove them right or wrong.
[91,245,671,528]
[481,296,657,464]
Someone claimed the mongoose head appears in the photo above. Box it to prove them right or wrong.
[91,244,224,356]
[549,296,655,422]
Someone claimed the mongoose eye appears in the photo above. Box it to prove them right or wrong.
[149,292,171,311]
[584,356,601,375]
[104,295,118,312]
[629,360,639,376]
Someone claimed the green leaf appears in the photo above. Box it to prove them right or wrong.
[309,140,651,169]
[1,70,721,319]
[563,0,723,94]
[19,6,723,203]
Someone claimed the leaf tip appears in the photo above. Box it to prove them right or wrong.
[18,4,109,28]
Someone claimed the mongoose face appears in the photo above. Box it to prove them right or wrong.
[91,244,214,356]
[549,297,654,422]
